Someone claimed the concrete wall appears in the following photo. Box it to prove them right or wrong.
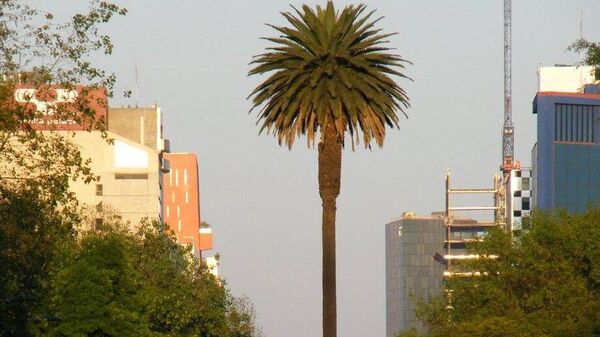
[108,106,161,151]
[68,131,162,226]
[538,66,595,93]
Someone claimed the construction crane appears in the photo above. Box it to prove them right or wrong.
[502,0,514,176]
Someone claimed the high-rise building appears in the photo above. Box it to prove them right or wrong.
[386,172,506,336]
[385,213,445,337]
[162,153,213,258]
[532,66,600,213]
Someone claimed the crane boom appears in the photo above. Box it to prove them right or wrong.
[502,0,514,174]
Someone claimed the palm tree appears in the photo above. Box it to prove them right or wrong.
[248,3,410,337]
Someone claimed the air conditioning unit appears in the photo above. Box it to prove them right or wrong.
[161,158,170,173]
[158,138,171,153]
[163,138,170,152]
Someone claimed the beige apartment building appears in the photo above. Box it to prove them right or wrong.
[68,129,165,226]
[67,105,169,226]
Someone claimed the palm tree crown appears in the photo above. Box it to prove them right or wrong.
[249,2,410,148]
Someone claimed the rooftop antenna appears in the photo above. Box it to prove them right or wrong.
[135,58,140,107]
[579,10,584,40]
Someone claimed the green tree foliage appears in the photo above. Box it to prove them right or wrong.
[227,296,265,337]
[0,185,77,337]
[44,231,148,337]
[132,221,231,337]
[0,2,125,335]
[569,39,600,81]
[398,208,600,337]
[248,3,410,336]
[34,220,262,337]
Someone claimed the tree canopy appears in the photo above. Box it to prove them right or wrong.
[569,38,600,81]
[398,208,600,337]
[249,1,410,149]
[35,220,263,337]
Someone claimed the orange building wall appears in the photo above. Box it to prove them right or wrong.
[162,153,212,257]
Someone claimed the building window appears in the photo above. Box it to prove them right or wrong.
[169,170,173,186]
[175,169,179,186]
[513,210,522,217]
[514,191,521,197]
[522,177,530,190]
[115,173,148,179]
[177,206,180,218]
[178,219,182,232]
[555,103,597,143]
[95,184,103,196]
[172,191,175,203]
[185,191,189,204]
[184,169,188,185]
[96,202,103,213]
[522,198,531,211]
[166,205,170,217]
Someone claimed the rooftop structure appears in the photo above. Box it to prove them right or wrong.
[108,105,169,152]
[537,65,596,93]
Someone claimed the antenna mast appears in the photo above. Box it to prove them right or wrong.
[579,10,584,40]
[502,0,514,175]
[135,58,140,107]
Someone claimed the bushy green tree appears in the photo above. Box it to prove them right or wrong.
[227,296,265,337]
[569,39,600,81]
[0,2,125,335]
[43,231,149,337]
[0,185,77,336]
[248,3,410,336]
[398,208,600,337]
[133,221,231,337]
[37,219,262,337]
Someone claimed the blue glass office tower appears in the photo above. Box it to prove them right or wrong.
[532,86,600,213]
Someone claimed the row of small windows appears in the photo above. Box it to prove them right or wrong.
[165,205,182,217]
[169,191,190,204]
[168,169,189,186]
[554,104,598,143]
[94,172,149,196]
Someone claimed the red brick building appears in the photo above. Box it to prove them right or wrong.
[162,153,212,258]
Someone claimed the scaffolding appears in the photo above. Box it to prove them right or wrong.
[443,171,503,274]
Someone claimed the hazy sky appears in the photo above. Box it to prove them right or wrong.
[44,1,600,336]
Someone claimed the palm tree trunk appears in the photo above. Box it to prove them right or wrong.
[318,123,342,337]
